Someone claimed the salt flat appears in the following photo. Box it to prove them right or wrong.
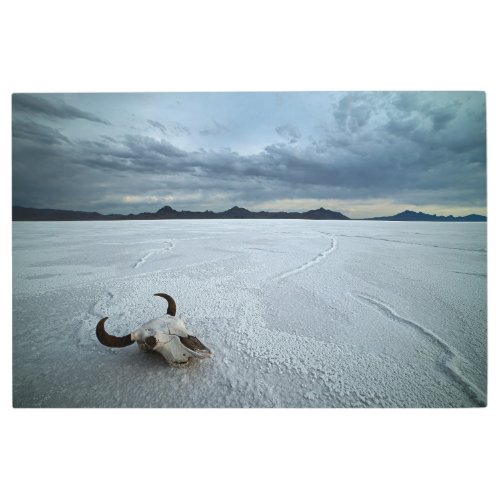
[12,220,487,407]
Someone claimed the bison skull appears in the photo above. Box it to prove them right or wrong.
[96,293,212,365]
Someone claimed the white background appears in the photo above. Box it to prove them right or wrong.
[1,1,498,499]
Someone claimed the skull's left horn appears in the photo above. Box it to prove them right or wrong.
[96,317,135,348]
[154,293,177,316]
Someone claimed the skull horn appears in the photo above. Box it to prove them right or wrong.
[154,293,177,316]
[96,317,135,348]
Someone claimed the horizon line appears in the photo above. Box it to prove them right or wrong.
[12,204,487,220]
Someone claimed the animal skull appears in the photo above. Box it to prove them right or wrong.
[96,293,212,365]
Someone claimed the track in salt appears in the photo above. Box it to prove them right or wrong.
[351,292,486,406]
[88,290,114,319]
[336,234,485,253]
[452,271,486,278]
[273,234,338,281]
[133,241,175,269]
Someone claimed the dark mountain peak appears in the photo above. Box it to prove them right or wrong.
[304,207,350,220]
[228,205,249,212]
[364,210,486,222]
[222,206,252,217]
[156,205,177,215]
[13,204,352,221]
[457,214,487,221]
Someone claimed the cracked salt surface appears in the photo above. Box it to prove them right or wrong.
[351,293,486,406]
[12,220,487,407]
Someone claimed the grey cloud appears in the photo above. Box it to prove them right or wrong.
[391,92,461,131]
[12,138,87,209]
[276,124,301,143]
[430,108,457,131]
[147,119,190,137]
[123,135,187,164]
[13,94,111,125]
[381,94,485,160]
[100,134,118,143]
[67,134,189,176]
[24,126,484,209]
[13,119,71,145]
[147,119,168,135]
[385,116,420,136]
[333,94,373,132]
[393,92,421,114]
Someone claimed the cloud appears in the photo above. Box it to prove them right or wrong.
[12,119,71,145]
[430,108,457,131]
[13,94,111,125]
[276,123,301,143]
[199,120,230,135]
[56,125,484,209]
[147,119,190,136]
[147,119,168,135]
[27,122,484,206]
[168,122,191,136]
[333,93,373,132]
[390,91,463,132]
[11,92,486,217]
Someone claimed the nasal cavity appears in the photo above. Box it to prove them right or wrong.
[145,336,158,348]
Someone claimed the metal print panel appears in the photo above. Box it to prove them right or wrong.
[12,92,487,407]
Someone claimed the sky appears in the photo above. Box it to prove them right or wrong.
[12,91,486,218]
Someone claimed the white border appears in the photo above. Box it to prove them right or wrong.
[2,1,498,499]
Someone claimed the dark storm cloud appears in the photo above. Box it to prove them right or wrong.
[61,124,483,201]
[13,94,111,125]
[430,108,457,131]
[124,134,187,160]
[380,93,485,159]
[389,91,462,132]
[13,119,71,145]
[12,136,90,209]
[66,140,168,175]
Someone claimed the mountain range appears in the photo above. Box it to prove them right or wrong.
[363,210,486,222]
[12,206,486,222]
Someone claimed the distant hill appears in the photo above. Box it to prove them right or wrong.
[12,206,486,222]
[219,206,254,218]
[363,210,486,222]
[303,207,349,220]
[12,206,113,221]
[12,205,351,221]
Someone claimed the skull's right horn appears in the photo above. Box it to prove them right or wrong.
[96,317,135,348]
